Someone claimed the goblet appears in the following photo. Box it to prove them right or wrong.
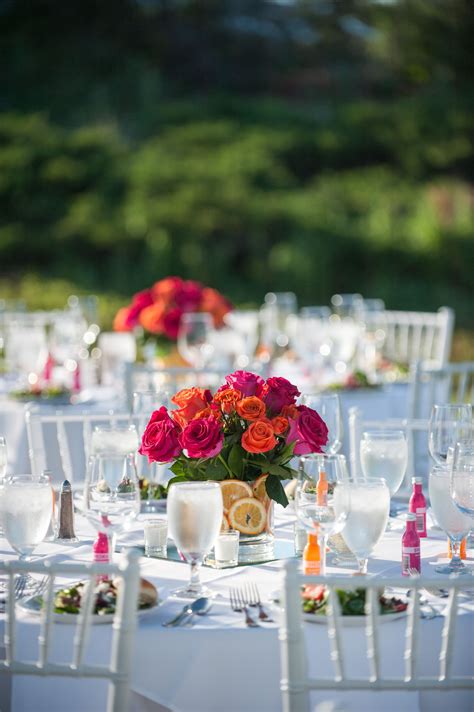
[1,474,52,589]
[301,394,343,455]
[167,482,223,598]
[449,440,474,519]
[429,464,471,574]
[296,454,349,574]
[429,404,472,466]
[133,390,170,511]
[177,313,215,368]
[360,430,407,523]
[333,477,390,575]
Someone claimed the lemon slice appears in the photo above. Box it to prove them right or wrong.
[228,497,267,536]
[220,479,253,513]
[252,473,269,504]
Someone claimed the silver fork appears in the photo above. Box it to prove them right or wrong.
[230,587,259,628]
[408,569,441,620]
[0,576,28,611]
[244,583,274,623]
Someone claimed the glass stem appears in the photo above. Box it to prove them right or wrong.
[449,538,464,569]
[188,560,202,594]
[357,557,368,575]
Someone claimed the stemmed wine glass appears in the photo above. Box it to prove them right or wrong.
[132,390,170,511]
[296,454,349,575]
[333,477,390,575]
[360,430,407,523]
[1,474,52,589]
[429,464,471,574]
[84,453,141,552]
[90,424,139,457]
[177,313,215,368]
[300,394,343,454]
[449,441,474,520]
[429,404,472,465]
[167,482,223,598]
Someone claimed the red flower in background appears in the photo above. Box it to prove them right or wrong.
[113,276,232,341]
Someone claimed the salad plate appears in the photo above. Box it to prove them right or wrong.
[18,577,159,625]
[302,585,408,626]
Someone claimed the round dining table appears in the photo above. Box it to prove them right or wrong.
[1,503,472,712]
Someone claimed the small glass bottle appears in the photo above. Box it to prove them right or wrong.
[448,537,467,560]
[317,469,328,506]
[93,531,110,580]
[408,477,427,538]
[402,513,421,576]
[303,531,321,575]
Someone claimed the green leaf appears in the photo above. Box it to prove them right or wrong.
[265,474,289,507]
[169,461,186,477]
[265,463,292,478]
[274,440,296,464]
[203,457,228,481]
[228,444,244,477]
[166,475,188,488]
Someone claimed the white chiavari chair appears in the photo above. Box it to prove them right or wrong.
[0,550,140,712]
[123,362,229,409]
[348,406,429,493]
[25,407,134,486]
[408,361,474,419]
[279,559,474,712]
[363,307,454,367]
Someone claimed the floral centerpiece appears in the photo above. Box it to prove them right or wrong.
[138,370,328,556]
[113,276,232,361]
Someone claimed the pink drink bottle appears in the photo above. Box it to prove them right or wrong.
[402,513,421,576]
[93,531,110,580]
[408,477,427,538]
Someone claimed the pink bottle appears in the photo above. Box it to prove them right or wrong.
[93,532,110,580]
[409,477,427,538]
[402,513,421,576]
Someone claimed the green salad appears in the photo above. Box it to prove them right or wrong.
[302,585,408,617]
[139,478,167,501]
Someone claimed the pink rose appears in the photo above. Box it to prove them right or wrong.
[179,416,224,459]
[162,307,183,340]
[138,407,182,463]
[175,280,203,309]
[287,405,328,455]
[263,376,300,414]
[225,370,265,397]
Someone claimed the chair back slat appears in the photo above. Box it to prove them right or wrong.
[404,586,420,681]
[72,572,97,671]
[365,587,380,682]
[38,574,55,668]
[5,571,15,665]
[326,586,345,682]
[408,361,474,420]
[439,588,459,682]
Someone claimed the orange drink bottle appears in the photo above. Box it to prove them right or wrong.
[317,470,328,506]
[303,531,321,575]
[448,537,467,559]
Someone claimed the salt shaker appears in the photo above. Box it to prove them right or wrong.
[56,479,78,542]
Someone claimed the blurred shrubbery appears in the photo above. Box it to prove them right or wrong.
[0,0,472,331]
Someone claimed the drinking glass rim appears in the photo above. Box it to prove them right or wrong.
[90,452,136,461]
[168,481,221,491]
[430,464,451,477]
[361,430,405,440]
[299,453,347,464]
[93,424,137,433]
[430,403,472,416]
[4,474,49,485]
[338,476,388,488]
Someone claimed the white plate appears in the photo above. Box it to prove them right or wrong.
[303,610,408,626]
[17,594,160,625]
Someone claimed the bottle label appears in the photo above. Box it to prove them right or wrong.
[415,508,426,534]
[402,546,421,575]
[304,560,321,575]
[94,552,109,563]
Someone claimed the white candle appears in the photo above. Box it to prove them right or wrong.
[144,521,167,549]
[215,531,239,565]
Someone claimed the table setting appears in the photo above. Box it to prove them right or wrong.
[0,364,472,711]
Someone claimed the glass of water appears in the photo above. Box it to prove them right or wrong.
[449,440,474,520]
[301,394,343,454]
[360,430,407,525]
[1,474,52,588]
[429,464,472,574]
[429,404,472,466]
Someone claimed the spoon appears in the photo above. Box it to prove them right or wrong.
[162,597,210,627]
[181,597,212,626]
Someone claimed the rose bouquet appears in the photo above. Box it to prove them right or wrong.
[113,276,232,343]
[139,370,328,538]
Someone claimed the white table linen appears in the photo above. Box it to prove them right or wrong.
[2,507,472,712]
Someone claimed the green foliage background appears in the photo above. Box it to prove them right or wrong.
[0,0,473,332]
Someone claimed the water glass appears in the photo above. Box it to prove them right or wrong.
[333,477,390,575]
[300,394,342,454]
[133,390,170,510]
[1,474,52,588]
[429,404,472,465]
[167,481,223,598]
[90,424,139,456]
[360,431,407,521]
[449,440,474,519]
[429,464,471,574]
[214,530,239,568]
[177,313,215,368]
[144,520,168,558]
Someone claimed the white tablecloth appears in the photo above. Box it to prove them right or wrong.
[2,507,473,712]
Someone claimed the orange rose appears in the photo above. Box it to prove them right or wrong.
[113,307,133,332]
[171,387,212,428]
[194,406,222,421]
[281,404,299,419]
[139,303,166,335]
[271,416,289,435]
[241,420,277,454]
[200,287,232,327]
[213,388,242,414]
[151,276,184,305]
[236,396,266,422]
